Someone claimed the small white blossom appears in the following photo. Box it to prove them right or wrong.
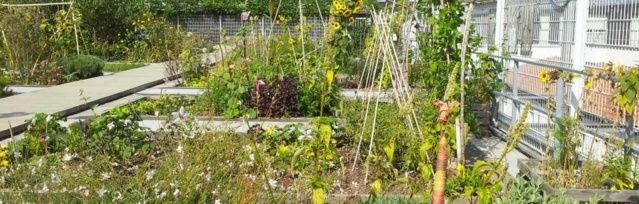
[177,143,184,154]
[268,179,277,187]
[214,200,222,204]
[62,154,72,162]
[249,154,254,161]
[97,187,107,197]
[173,189,181,197]
[38,184,49,194]
[146,170,155,181]
[46,115,53,122]
[107,122,115,130]
[297,129,314,141]
[101,173,111,181]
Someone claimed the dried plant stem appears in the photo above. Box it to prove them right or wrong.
[458,3,473,165]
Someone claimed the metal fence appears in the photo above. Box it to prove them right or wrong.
[175,14,371,49]
[473,0,639,164]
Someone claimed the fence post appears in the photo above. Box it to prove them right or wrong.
[494,0,505,53]
[569,0,588,117]
[512,60,519,125]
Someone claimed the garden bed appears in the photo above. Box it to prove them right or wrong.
[517,159,639,203]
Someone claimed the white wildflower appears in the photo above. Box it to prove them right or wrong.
[173,189,181,197]
[268,179,277,187]
[38,184,49,194]
[113,191,122,201]
[107,122,115,131]
[97,187,107,197]
[112,162,119,167]
[62,153,72,162]
[176,143,184,154]
[158,191,167,199]
[214,200,222,204]
[146,170,155,181]
[249,154,254,161]
[101,173,111,181]
[297,129,314,141]
[46,115,53,122]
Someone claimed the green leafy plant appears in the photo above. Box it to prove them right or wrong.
[603,154,637,190]
[57,55,105,80]
[12,113,68,161]
[493,177,604,204]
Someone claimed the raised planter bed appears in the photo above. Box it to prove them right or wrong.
[517,159,639,203]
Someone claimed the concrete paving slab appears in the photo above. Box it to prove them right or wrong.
[0,63,175,140]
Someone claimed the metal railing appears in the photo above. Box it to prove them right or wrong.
[488,54,639,164]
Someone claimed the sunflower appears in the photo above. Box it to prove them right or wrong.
[343,10,352,17]
[334,10,345,17]
[332,0,341,7]
[288,38,295,44]
[349,16,355,25]
[539,70,550,83]
[332,21,341,30]
[341,30,347,37]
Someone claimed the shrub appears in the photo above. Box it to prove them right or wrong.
[245,75,300,118]
[0,76,11,98]
[57,55,105,80]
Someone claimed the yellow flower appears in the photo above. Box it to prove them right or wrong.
[456,164,464,175]
[331,139,337,144]
[39,24,47,30]
[0,145,8,150]
[349,17,355,25]
[333,0,341,7]
[341,30,347,37]
[1,160,8,167]
[132,22,136,26]
[278,145,289,154]
[334,10,345,17]
[585,81,593,89]
[295,25,300,30]
[326,154,334,161]
[326,70,334,84]
[539,70,550,83]
[343,10,352,17]
[332,22,341,30]
[276,20,280,24]
[266,127,274,134]
[288,38,295,44]
[0,152,4,158]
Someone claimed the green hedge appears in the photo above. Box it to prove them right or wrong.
[57,55,105,80]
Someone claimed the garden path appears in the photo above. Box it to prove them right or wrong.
[0,63,174,140]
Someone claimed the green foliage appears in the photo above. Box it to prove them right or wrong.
[149,0,332,19]
[0,75,13,98]
[493,177,604,204]
[0,6,82,84]
[57,55,105,80]
[103,63,147,72]
[74,0,150,44]
[603,155,637,190]
[13,113,68,160]
[467,46,506,103]
[552,116,580,168]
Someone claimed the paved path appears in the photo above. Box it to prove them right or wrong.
[0,63,174,139]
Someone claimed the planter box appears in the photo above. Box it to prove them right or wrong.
[517,159,639,203]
